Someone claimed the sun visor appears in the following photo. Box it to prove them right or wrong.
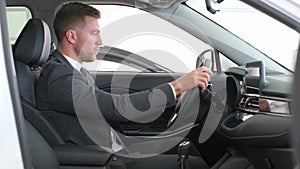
[135,0,186,9]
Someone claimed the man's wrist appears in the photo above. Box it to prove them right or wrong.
[170,81,181,101]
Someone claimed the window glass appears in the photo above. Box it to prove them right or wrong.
[187,0,299,71]
[6,7,32,44]
[220,53,237,72]
[88,5,213,73]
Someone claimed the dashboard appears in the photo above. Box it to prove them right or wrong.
[220,62,293,146]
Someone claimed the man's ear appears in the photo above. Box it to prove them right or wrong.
[65,29,77,44]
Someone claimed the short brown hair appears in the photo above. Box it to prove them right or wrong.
[54,2,100,42]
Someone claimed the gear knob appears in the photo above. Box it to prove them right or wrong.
[178,140,191,158]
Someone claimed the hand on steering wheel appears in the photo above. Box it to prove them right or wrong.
[167,59,212,128]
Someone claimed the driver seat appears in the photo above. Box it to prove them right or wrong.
[13,18,65,146]
[13,18,114,168]
[25,120,60,169]
[12,18,62,169]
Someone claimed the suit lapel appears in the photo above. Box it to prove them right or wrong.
[50,50,96,86]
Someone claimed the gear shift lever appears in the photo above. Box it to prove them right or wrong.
[178,140,192,169]
[178,140,191,158]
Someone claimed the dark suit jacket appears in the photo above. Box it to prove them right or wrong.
[35,49,176,145]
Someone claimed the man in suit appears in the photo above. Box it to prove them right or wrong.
[36,2,211,168]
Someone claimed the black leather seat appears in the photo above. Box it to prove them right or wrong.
[12,18,61,169]
[13,18,113,169]
[13,18,65,146]
[25,121,60,169]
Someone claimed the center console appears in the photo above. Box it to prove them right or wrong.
[218,61,295,169]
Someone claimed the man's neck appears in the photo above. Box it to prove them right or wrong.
[57,44,82,63]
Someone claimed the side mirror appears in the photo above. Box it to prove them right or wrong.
[196,49,213,70]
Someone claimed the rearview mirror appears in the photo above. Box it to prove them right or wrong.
[205,0,224,14]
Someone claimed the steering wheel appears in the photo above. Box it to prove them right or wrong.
[166,86,212,128]
[167,59,212,128]
[166,56,226,144]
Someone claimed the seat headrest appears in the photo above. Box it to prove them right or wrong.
[13,18,51,66]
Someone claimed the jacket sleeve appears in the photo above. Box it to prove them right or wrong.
[46,64,176,122]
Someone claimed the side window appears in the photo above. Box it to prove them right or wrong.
[6,7,32,44]
[84,5,213,73]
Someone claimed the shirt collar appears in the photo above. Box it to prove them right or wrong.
[63,55,82,72]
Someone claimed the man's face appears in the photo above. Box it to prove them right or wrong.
[75,16,102,63]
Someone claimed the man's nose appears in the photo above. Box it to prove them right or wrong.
[97,34,102,45]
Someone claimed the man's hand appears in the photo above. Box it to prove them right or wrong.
[170,67,212,98]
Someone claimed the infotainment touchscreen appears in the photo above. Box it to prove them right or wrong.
[244,61,266,94]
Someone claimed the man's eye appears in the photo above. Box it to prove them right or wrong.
[92,31,100,35]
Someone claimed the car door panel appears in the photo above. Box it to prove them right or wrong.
[93,72,183,94]
[93,72,183,136]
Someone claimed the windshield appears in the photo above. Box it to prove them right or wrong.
[187,0,300,72]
